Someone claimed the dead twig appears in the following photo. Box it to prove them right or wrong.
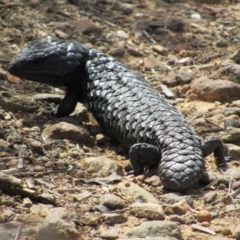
[143,30,157,44]
[13,169,78,177]
[13,224,22,240]
[191,224,216,235]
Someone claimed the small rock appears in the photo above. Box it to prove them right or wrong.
[224,117,240,129]
[225,144,240,159]
[100,228,118,239]
[81,214,100,226]
[216,38,228,48]
[152,45,168,56]
[24,138,42,152]
[30,204,53,216]
[161,193,193,205]
[176,57,193,65]
[224,108,240,116]
[191,12,201,20]
[0,209,15,223]
[174,43,188,53]
[221,127,240,143]
[77,19,102,34]
[190,76,240,101]
[0,139,10,149]
[130,202,165,220]
[55,29,69,39]
[117,30,129,39]
[119,3,135,14]
[168,214,185,224]
[143,57,161,70]
[167,16,186,32]
[96,133,111,144]
[30,126,41,132]
[197,210,211,223]
[221,227,232,236]
[203,191,217,203]
[144,175,161,187]
[22,198,33,208]
[171,199,190,215]
[35,208,80,240]
[100,194,126,210]
[233,224,240,240]
[177,70,194,84]
[41,122,93,145]
[111,182,159,203]
[72,102,88,120]
[0,67,7,79]
[125,220,182,239]
[230,49,240,64]
[81,157,122,176]
[102,213,127,224]
[127,47,144,57]
[161,72,178,87]
[108,48,125,57]
[232,181,240,190]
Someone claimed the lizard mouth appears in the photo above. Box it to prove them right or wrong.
[8,65,66,86]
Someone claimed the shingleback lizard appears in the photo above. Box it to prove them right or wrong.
[8,37,226,190]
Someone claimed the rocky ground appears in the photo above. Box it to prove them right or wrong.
[1,0,240,239]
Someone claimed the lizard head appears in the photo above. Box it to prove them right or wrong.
[8,37,89,86]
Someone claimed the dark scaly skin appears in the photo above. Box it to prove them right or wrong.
[8,38,226,190]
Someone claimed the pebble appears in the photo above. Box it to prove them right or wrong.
[0,139,10,149]
[41,122,94,145]
[108,48,125,57]
[144,175,161,187]
[100,228,119,240]
[221,127,240,142]
[143,57,161,70]
[197,210,211,223]
[100,194,126,210]
[177,70,194,84]
[161,193,193,205]
[190,76,240,101]
[22,198,33,208]
[166,16,186,32]
[0,209,15,223]
[117,30,129,39]
[81,214,100,226]
[127,47,144,57]
[191,12,201,20]
[35,208,80,240]
[96,133,111,144]
[170,199,190,215]
[225,144,240,159]
[77,19,102,34]
[233,224,240,240]
[72,102,88,120]
[161,72,178,87]
[224,108,240,116]
[130,202,165,220]
[224,117,240,128]
[81,157,122,176]
[203,191,217,204]
[152,45,168,56]
[24,138,42,152]
[216,38,228,48]
[102,213,127,224]
[111,182,159,203]
[125,220,182,239]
